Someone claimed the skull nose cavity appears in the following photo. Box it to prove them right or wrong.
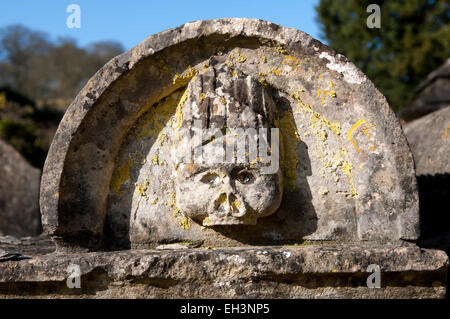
[213,192,246,217]
[213,193,228,216]
[229,194,246,217]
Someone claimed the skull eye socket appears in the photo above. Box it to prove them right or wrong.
[200,172,220,184]
[236,171,254,185]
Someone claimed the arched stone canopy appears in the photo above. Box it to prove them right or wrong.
[40,18,419,250]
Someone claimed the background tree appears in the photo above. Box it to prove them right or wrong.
[316,0,449,112]
[0,25,124,107]
[0,25,124,168]
[0,25,53,103]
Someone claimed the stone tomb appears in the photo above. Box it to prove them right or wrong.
[1,19,447,298]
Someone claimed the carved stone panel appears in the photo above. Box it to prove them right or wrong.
[40,19,419,250]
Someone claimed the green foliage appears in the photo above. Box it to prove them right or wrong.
[0,117,46,168]
[316,0,449,112]
[0,86,63,168]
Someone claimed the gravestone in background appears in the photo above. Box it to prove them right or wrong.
[404,106,450,241]
[404,106,450,177]
[399,58,450,123]
[1,19,447,299]
[0,139,41,237]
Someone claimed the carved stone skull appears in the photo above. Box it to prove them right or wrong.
[174,60,283,226]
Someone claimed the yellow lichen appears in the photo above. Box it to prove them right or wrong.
[152,197,158,205]
[110,154,137,197]
[168,192,176,207]
[134,89,184,141]
[168,193,180,217]
[232,200,243,209]
[442,124,450,141]
[318,186,329,195]
[179,216,191,230]
[203,216,211,226]
[150,154,159,165]
[316,79,336,104]
[276,46,287,54]
[259,77,268,87]
[172,66,198,85]
[282,55,300,68]
[174,87,189,130]
[279,111,301,191]
[200,92,206,101]
[269,68,281,76]
[216,193,227,205]
[342,161,357,197]
[348,119,376,153]
[336,148,357,197]
[236,52,246,63]
[327,90,336,98]
[258,72,268,87]
[136,182,148,196]
[262,55,267,63]
[156,131,167,146]
[291,93,341,135]
[249,156,261,168]
[288,89,357,197]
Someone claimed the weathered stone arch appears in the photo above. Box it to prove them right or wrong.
[40,18,419,250]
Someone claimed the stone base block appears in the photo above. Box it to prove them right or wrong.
[0,244,447,298]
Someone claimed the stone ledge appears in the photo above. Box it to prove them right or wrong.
[0,244,447,298]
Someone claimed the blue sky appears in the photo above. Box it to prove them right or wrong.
[0,0,322,50]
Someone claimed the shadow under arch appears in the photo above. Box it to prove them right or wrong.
[103,89,185,250]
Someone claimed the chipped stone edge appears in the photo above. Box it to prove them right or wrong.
[0,245,447,283]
